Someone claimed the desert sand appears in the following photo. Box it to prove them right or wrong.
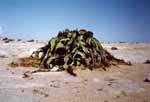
[0,40,150,102]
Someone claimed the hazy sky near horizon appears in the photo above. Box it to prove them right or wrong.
[0,0,149,42]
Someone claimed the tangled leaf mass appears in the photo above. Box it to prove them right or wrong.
[9,29,130,76]
[29,29,129,75]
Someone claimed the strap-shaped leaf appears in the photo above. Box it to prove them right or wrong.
[46,56,58,68]
[73,50,86,59]
[81,46,89,54]
[67,32,77,45]
[59,38,70,45]
[50,38,58,53]
[55,42,65,50]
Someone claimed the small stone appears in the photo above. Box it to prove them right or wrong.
[111,47,118,50]
[21,89,24,93]
[27,39,34,42]
[84,79,88,82]
[116,95,120,98]
[17,39,22,41]
[121,91,127,96]
[2,37,8,41]
[44,93,49,97]
[127,61,132,65]
[64,82,69,84]
[144,60,150,64]
[107,83,112,86]
[11,72,15,74]
[144,78,150,83]
[9,62,19,67]
[22,71,32,78]
[97,88,103,91]
[33,89,49,97]
[0,55,7,58]
[50,84,60,88]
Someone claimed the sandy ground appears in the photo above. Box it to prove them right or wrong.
[0,40,150,102]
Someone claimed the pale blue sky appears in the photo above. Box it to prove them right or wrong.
[0,0,150,42]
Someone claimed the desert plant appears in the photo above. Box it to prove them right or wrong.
[30,29,128,75]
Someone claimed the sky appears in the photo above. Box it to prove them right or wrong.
[0,0,149,42]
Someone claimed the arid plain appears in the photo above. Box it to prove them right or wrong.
[0,40,150,102]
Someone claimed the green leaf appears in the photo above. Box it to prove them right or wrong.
[59,38,70,45]
[50,38,58,53]
[73,51,86,59]
[46,56,57,68]
[55,42,65,50]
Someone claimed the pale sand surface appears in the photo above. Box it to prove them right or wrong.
[0,41,150,102]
